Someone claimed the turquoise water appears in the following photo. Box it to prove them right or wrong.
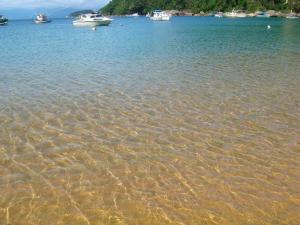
[1,17,299,102]
[0,17,300,225]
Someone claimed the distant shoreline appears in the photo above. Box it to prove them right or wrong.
[105,10,300,18]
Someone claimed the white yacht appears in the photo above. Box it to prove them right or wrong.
[0,15,8,25]
[150,10,171,21]
[224,9,247,18]
[224,9,237,17]
[73,13,113,26]
[34,14,51,23]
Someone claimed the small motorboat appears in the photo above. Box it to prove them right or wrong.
[224,9,238,18]
[0,15,8,25]
[256,11,271,18]
[34,14,51,23]
[150,10,171,21]
[73,13,113,27]
[224,9,247,18]
[127,13,139,17]
[214,12,223,18]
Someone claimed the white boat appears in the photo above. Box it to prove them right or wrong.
[73,13,113,27]
[224,9,247,18]
[256,11,271,18]
[34,14,51,23]
[146,13,151,17]
[224,9,238,17]
[0,15,8,25]
[214,12,223,18]
[150,10,171,21]
[127,13,139,17]
[286,10,298,19]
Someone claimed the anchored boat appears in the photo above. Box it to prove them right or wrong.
[34,14,51,23]
[150,10,171,21]
[73,13,113,27]
[214,12,224,18]
[0,15,8,25]
[224,9,247,18]
[127,13,139,17]
[256,11,271,18]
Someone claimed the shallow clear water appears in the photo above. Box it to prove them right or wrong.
[0,17,300,225]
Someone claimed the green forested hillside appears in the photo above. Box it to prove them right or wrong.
[69,10,94,17]
[101,0,300,15]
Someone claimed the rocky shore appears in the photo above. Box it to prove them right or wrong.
[108,10,299,18]
[164,10,298,18]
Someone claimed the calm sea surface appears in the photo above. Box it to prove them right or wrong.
[0,17,300,225]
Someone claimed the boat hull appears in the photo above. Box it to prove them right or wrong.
[34,20,51,24]
[256,14,271,18]
[73,20,112,27]
[0,19,8,25]
[127,13,139,17]
[214,14,223,18]
[150,16,171,21]
[224,11,247,18]
[224,13,236,18]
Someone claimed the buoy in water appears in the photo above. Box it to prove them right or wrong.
[267,25,271,30]
[92,27,97,31]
